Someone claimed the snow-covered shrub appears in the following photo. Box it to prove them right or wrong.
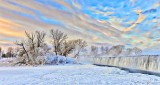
[44,53,77,65]
[45,54,59,64]
[36,56,46,65]
[65,57,77,64]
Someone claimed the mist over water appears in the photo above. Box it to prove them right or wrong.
[88,55,160,73]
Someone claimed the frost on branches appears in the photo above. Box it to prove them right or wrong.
[14,29,87,66]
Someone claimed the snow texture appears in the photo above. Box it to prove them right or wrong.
[0,65,160,85]
[0,58,15,63]
[44,54,77,64]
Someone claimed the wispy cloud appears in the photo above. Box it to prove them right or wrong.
[0,0,159,50]
[123,10,145,32]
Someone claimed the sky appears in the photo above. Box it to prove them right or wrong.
[0,0,160,51]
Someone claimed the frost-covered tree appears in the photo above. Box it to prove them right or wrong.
[15,31,48,65]
[50,29,67,55]
[100,46,109,54]
[100,46,105,54]
[0,47,2,58]
[50,29,87,58]
[0,47,1,53]
[12,47,20,57]
[107,45,125,56]
[74,39,87,58]
[90,46,98,57]
[125,48,132,56]
[14,29,87,65]
[6,47,14,57]
[35,31,46,47]
[60,40,76,57]
[133,47,142,55]
[57,39,87,58]
[124,47,142,56]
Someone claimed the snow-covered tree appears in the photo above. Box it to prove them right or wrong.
[0,47,2,58]
[50,29,67,55]
[50,29,87,58]
[107,45,125,56]
[73,39,87,58]
[125,48,132,56]
[100,46,109,54]
[14,29,87,65]
[15,31,48,65]
[60,40,76,57]
[6,47,14,57]
[133,47,142,55]
[90,46,98,57]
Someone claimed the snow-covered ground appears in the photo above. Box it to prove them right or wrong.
[0,65,160,85]
[0,58,15,67]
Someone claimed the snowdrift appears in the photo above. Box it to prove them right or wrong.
[0,58,16,63]
[0,54,78,66]
[44,54,77,65]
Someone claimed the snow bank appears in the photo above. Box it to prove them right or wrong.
[13,53,77,66]
[0,65,159,85]
[0,58,15,63]
[44,54,77,65]
[0,58,16,67]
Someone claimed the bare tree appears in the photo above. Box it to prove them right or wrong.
[50,29,67,55]
[15,31,47,65]
[36,31,46,47]
[16,41,30,64]
[104,46,109,54]
[15,29,87,65]
[61,40,76,57]
[24,31,37,64]
[90,46,98,57]
[108,45,125,56]
[0,47,2,58]
[133,47,142,55]
[6,47,14,57]
[0,47,1,53]
[73,39,87,58]
[12,47,20,57]
[8,47,13,53]
[125,48,132,56]
[100,46,108,54]
[25,31,36,51]
[100,46,104,54]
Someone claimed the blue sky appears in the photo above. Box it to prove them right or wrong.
[0,0,160,50]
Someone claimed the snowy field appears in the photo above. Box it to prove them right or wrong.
[0,58,15,67]
[0,65,160,85]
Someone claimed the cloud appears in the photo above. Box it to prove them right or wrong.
[0,18,25,38]
[130,0,136,5]
[0,0,159,50]
[89,7,114,16]
[123,10,145,32]
[0,40,14,46]
[153,2,160,8]
[0,0,123,46]
[143,9,157,14]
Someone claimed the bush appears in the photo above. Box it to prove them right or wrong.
[5,52,13,58]
[2,54,6,58]
[44,54,77,65]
